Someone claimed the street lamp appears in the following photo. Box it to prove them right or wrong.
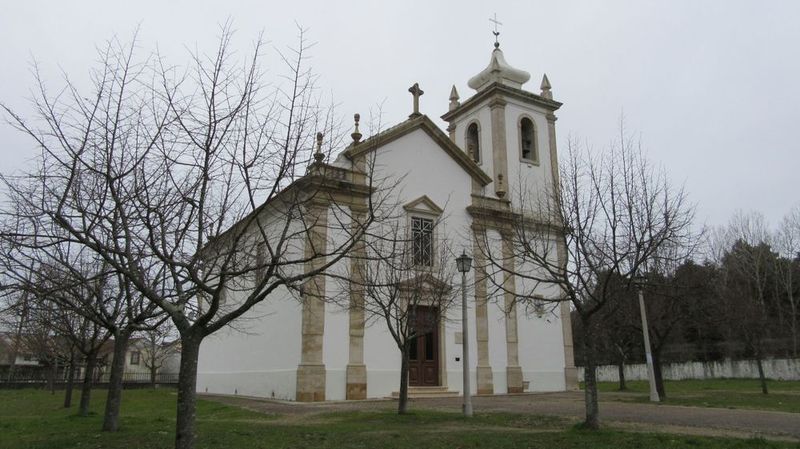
[633,274,660,403]
[455,250,473,417]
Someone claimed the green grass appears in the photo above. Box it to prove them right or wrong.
[0,388,796,448]
[592,379,800,413]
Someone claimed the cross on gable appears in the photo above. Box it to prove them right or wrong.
[408,82,424,118]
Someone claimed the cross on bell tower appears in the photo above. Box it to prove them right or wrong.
[489,13,503,48]
[408,82,424,118]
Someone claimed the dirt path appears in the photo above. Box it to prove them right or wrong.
[201,391,800,441]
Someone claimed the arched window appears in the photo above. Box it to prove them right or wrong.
[466,122,480,163]
[519,117,537,163]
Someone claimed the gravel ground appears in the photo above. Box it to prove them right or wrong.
[201,391,800,441]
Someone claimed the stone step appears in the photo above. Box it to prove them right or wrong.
[390,386,461,399]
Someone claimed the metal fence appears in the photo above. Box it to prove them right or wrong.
[0,367,178,386]
[114,372,179,383]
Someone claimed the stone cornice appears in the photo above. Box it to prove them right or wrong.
[467,194,518,231]
[488,96,507,110]
[403,195,444,215]
[467,194,565,236]
[441,82,562,123]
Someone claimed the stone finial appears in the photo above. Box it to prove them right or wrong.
[313,132,324,162]
[351,113,362,144]
[496,173,506,199]
[540,74,553,100]
[447,123,456,142]
[448,85,460,111]
[408,83,424,118]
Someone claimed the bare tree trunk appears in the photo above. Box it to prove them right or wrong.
[755,356,768,394]
[102,330,131,431]
[398,346,410,415]
[150,366,158,388]
[175,335,202,449]
[789,296,798,357]
[49,358,59,394]
[79,352,98,417]
[616,359,627,391]
[581,324,600,430]
[64,352,76,408]
[45,361,53,392]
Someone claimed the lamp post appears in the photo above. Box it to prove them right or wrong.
[633,274,660,403]
[455,250,473,417]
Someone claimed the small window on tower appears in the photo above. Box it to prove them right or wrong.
[466,122,480,163]
[520,117,537,163]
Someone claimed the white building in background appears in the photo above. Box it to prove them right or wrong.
[197,40,578,401]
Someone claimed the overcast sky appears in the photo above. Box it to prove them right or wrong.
[1,0,798,230]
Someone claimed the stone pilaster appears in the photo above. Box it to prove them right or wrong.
[296,202,328,402]
[346,207,368,400]
[545,113,560,186]
[560,300,578,390]
[472,227,494,395]
[489,97,508,199]
[546,112,578,390]
[501,234,523,393]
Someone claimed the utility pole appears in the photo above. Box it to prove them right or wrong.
[634,275,660,402]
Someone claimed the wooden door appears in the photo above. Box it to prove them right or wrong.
[408,306,439,387]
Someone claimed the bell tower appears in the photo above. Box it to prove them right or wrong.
[444,31,578,394]
[441,39,562,205]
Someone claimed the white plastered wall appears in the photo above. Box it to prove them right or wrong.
[515,258,568,392]
[197,210,308,400]
[197,285,303,400]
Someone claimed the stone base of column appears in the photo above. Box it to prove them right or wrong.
[506,366,524,393]
[296,364,326,402]
[476,365,494,395]
[564,366,579,390]
[345,364,367,400]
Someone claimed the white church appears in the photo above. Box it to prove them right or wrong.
[197,40,578,401]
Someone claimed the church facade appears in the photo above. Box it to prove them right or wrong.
[197,43,578,401]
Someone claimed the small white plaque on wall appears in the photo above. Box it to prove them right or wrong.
[454,332,463,345]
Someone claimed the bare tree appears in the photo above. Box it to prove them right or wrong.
[713,211,776,394]
[21,276,110,416]
[585,281,639,391]
[140,323,178,386]
[1,25,384,449]
[0,196,166,429]
[776,204,800,356]
[0,244,93,410]
[478,130,695,429]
